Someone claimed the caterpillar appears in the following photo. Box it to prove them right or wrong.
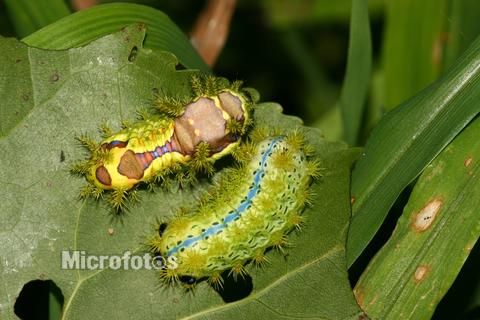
[71,75,254,210]
[147,131,320,288]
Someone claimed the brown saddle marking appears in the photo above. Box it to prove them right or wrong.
[95,165,112,186]
[117,150,144,180]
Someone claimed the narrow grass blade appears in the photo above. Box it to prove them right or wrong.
[339,0,372,145]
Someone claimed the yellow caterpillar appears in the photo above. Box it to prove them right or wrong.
[72,75,254,210]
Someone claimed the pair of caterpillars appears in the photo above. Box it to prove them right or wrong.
[72,75,254,210]
[73,73,320,289]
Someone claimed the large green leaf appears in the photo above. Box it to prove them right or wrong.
[354,116,480,319]
[4,0,71,38]
[22,3,209,72]
[347,34,480,267]
[0,25,363,320]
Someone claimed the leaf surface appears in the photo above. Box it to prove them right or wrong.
[0,25,362,320]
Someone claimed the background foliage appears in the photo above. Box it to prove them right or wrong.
[1,0,480,319]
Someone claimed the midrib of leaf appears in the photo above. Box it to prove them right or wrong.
[60,202,83,320]
[180,246,343,320]
[61,201,144,320]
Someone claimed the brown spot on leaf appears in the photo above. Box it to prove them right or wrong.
[107,228,114,235]
[414,265,430,282]
[351,197,356,204]
[412,199,442,232]
[50,72,59,82]
[358,314,369,320]
[353,286,364,307]
[465,241,475,252]
[432,32,449,66]
[465,157,473,167]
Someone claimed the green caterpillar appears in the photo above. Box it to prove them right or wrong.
[148,131,319,288]
[72,75,254,210]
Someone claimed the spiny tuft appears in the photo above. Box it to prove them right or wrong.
[79,184,104,200]
[76,134,98,152]
[229,80,243,92]
[306,159,323,179]
[190,74,229,97]
[70,160,91,175]
[270,149,296,172]
[98,122,114,138]
[208,273,224,290]
[231,142,257,163]
[285,129,306,152]
[120,119,133,130]
[160,268,179,286]
[189,142,215,176]
[253,251,270,268]
[107,188,133,212]
[226,118,245,136]
[153,95,189,118]
[229,263,248,281]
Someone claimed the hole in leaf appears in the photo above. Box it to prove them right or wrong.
[213,270,253,302]
[14,279,64,320]
[175,63,186,71]
[128,46,138,62]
